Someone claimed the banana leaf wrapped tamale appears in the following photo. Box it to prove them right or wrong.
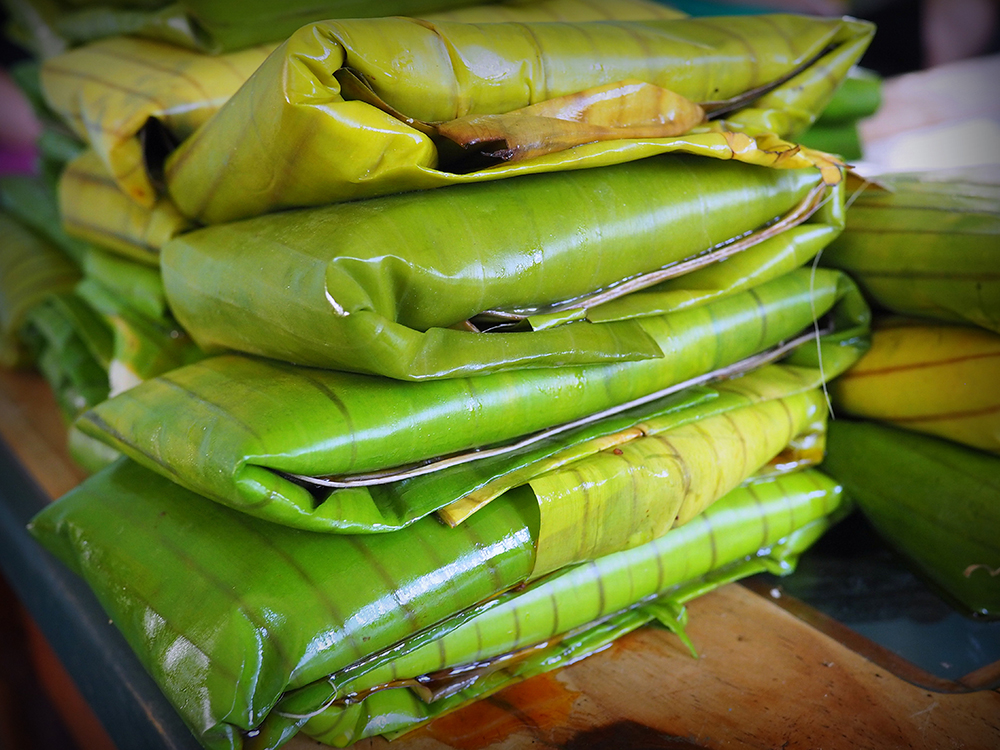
[821,171,1000,332]
[823,420,1000,619]
[78,268,868,531]
[831,319,1000,455]
[30,443,848,749]
[163,155,845,378]
[34,0,684,208]
[20,291,112,413]
[165,14,871,222]
[39,37,276,206]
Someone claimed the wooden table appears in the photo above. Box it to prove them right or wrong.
[1,365,998,750]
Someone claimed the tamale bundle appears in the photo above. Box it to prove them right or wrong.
[831,319,1000,456]
[824,420,1000,619]
[76,248,203,393]
[79,266,867,530]
[163,155,846,378]
[19,291,112,417]
[164,14,871,222]
[40,37,275,206]
[821,171,1000,332]
[11,4,883,748]
[818,170,1000,622]
[31,434,849,748]
[35,0,683,208]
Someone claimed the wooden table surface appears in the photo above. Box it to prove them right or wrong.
[2,365,998,750]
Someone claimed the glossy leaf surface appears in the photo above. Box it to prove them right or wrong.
[289,471,846,748]
[162,156,838,378]
[31,0,688,206]
[30,458,845,748]
[164,14,871,222]
[13,0,680,55]
[40,37,275,206]
[80,267,868,531]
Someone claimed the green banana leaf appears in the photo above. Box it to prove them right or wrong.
[79,266,868,532]
[797,67,880,160]
[58,150,192,264]
[831,320,1000,456]
[76,248,204,392]
[164,14,871,223]
[0,173,89,265]
[19,292,112,419]
[820,171,1000,333]
[806,66,881,125]
[0,211,81,367]
[8,0,503,55]
[823,420,1000,619]
[29,455,846,749]
[34,0,682,206]
[163,155,843,378]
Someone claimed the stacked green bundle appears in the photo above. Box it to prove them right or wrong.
[819,171,1000,618]
[15,4,883,748]
[0,60,201,469]
[0,168,201,469]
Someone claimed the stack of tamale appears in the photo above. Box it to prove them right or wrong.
[818,169,1000,618]
[0,1,888,746]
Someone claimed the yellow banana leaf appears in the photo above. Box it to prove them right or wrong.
[821,171,1000,332]
[59,149,191,264]
[34,0,690,206]
[831,319,1000,455]
[0,212,80,367]
[162,155,843,378]
[40,36,276,206]
[523,375,827,576]
[164,14,870,223]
